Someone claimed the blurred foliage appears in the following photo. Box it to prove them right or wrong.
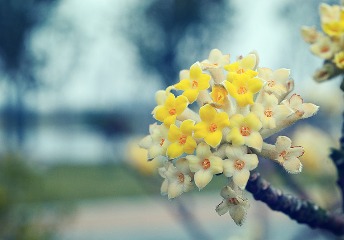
[125,0,233,86]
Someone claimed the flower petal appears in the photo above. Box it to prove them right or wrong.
[175,79,191,90]
[283,157,302,174]
[243,154,259,170]
[168,181,184,199]
[225,145,247,159]
[204,130,222,148]
[229,204,248,226]
[233,169,250,189]
[275,136,292,153]
[168,124,181,142]
[184,136,197,154]
[245,132,263,151]
[199,104,217,123]
[194,170,213,189]
[227,128,245,146]
[223,159,234,177]
[180,119,195,136]
[183,89,199,103]
[186,155,202,172]
[220,186,237,199]
[196,142,212,159]
[175,95,189,115]
[215,201,229,216]
[167,142,184,159]
[209,156,223,174]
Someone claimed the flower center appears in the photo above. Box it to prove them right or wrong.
[192,80,198,88]
[264,109,273,117]
[240,126,251,136]
[320,46,329,53]
[237,86,247,94]
[159,138,165,146]
[228,198,239,205]
[179,135,187,145]
[177,173,184,183]
[237,68,245,74]
[201,158,211,170]
[279,150,287,159]
[209,123,217,132]
[234,159,245,170]
[169,108,176,115]
[267,80,275,87]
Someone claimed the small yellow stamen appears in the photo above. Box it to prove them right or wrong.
[237,86,247,94]
[240,126,251,136]
[179,135,187,145]
[264,109,273,117]
[201,158,211,170]
[234,159,245,170]
[209,123,217,132]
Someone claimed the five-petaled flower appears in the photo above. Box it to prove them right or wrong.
[153,93,188,127]
[274,136,304,174]
[216,186,249,226]
[186,142,223,189]
[194,104,230,148]
[224,54,258,82]
[174,63,211,103]
[223,146,258,189]
[167,120,197,159]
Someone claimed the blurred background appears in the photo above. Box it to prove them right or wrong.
[0,0,343,239]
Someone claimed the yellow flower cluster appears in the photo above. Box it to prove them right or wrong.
[301,2,344,81]
[139,49,319,225]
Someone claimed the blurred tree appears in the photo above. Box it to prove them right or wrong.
[0,0,59,149]
[125,0,233,87]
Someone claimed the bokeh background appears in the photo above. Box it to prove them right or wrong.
[0,0,343,239]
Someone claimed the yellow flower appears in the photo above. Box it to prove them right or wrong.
[174,63,211,103]
[210,84,229,106]
[167,120,197,158]
[224,74,262,107]
[194,104,230,148]
[224,54,258,82]
[226,113,263,151]
[334,51,344,68]
[153,93,188,127]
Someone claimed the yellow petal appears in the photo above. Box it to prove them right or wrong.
[240,54,256,70]
[167,142,184,159]
[224,62,239,72]
[215,112,230,128]
[204,130,222,148]
[180,119,195,136]
[224,81,237,97]
[190,63,202,79]
[154,106,169,122]
[194,122,208,138]
[199,104,216,123]
[247,77,263,93]
[197,74,211,90]
[229,114,244,128]
[168,124,181,142]
[183,89,199,103]
[165,93,176,109]
[175,95,189,114]
[244,113,262,131]
[184,136,197,154]
[227,128,245,146]
[175,79,191,90]
[164,115,176,127]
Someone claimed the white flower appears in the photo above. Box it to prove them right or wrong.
[139,123,170,161]
[186,142,223,190]
[258,67,293,98]
[223,146,258,189]
[310,35,338,60]
[301,26,322,44]
[275,136,304,174]
[251,93,293,129]
[215,186,249,226]
[282,94,319,119]
[201,49,230,84]
[159,159,193,199]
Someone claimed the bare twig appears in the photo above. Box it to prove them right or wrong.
[246,172,344,236]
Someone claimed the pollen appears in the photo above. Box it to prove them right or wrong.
[237,86,247,94]
[201,158,211,170]
[228,198,239,205]
[267,80,275,87]
[240,126,251,136]
[320,46,329,53]
[237,68,245,74]
[179,135,187,145]
[209,123,218,132]
[279,150,287,159]
[264,109,273,117]
[177,173,185,183]
[234,159,245,170]
[192,80,198,88]
[169,108,176,115]
[159,138,165,146]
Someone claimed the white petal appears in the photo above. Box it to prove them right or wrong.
[149,144,165,159]
[287,146,304,159]
[155,91,167,105]
[273,68,290,84]
[216,201,229,216]
[300,103,319,118]
[196,142,212,159]
[283,157,302,174]
[220,186,237,199]
[139,135,152,149]
[182,175,193,192]
[209,156,224,174]
[258,67,273,80]
[275,136,292,153]
[263,116,276,129]
[168,181,184,199]
[245,132,263,151]
[186,155,202,172]
[161,179,168,196]
[175,158,190,174]
[288,94,303,109]
[233,169,250,189]
[225,145,247,159]
[243,154,259,171]
[194,170,213,190]
[229,205,248,226]
[223,159,235,177]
